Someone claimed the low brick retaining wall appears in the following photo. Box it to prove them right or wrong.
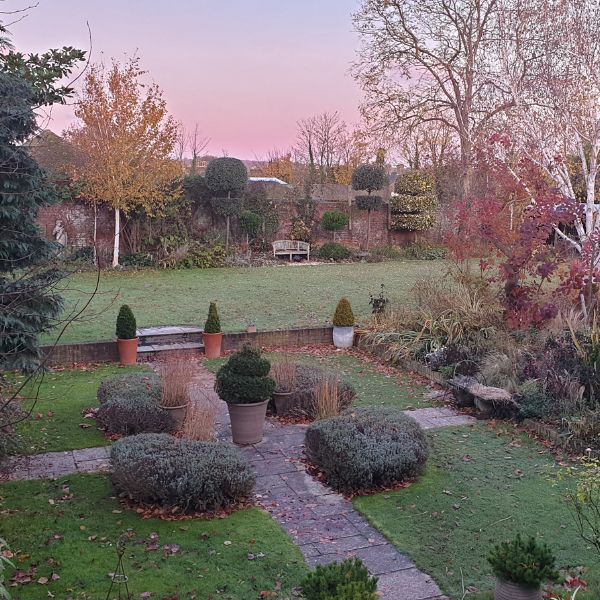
[40,326,333,367]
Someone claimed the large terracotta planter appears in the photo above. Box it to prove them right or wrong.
[203,332,223,358]
[160,403,188,430]
[495,579,542,600]
[227,399,269,445]
[117,337,138,365]
[333,326,354,349]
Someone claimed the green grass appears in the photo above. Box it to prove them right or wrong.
[354,424,599,599]
[0,474,307,599]
[13,365,150,455]
[48,261,445,344]
[205,351,433,410]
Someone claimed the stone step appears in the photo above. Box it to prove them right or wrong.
[137,325,203,346]
[137,341,205,355]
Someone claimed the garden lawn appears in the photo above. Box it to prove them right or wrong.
[354,424,599,600]
[47,261,445,344]
[205,351,434,410]
[13,365,150,455]
[0,474,307,599]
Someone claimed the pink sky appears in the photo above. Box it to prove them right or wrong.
[11,0,364,159]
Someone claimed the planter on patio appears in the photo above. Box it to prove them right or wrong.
[159,403,188,430]
[203,302,223,358]
[494,580,542,600]
[215,345,275,445]
[115,304,138,365]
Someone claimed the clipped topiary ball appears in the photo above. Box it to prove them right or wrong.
[333,298,354,327]
[318,242,351,261]
[215,345,275,404]
[351,163,386,194]
[321,211,349,232]
[116,304,137,340]
[305,407,429,492]
[205,157,248,197]
[111,433,256,512]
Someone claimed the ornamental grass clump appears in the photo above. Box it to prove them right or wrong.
[111,433,255,512]
[333,298,355,327]
[305,407,429,493]
[270,360,297,393]
[204,301,221,334]
[215,345,275,404]
[302,558,378,600]
[96,373,174,435]
[116,304,136,339]
[157,355,192,408]
[488,534,559,588]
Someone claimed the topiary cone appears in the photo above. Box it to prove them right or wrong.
[115,304,138,365]
[203,302,223,358]
[333,298,354,327]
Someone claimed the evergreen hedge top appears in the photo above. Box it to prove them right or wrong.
[488,535,559,587]
[205,157,248,197]
[215,344,275,404]
[333,298,354,327]
[116,304,137,339]
[351,163,386,194]
[394,169,434,196]
[204,302,221,334]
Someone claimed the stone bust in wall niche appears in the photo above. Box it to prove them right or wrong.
[52,219,68,246]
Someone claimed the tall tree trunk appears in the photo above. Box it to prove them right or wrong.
[112,207,120,268]
[226,215,230,250]
[366,208,372,251]
[92,201,98,266]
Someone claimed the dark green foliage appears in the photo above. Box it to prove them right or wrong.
[275,364,356,417]
[351,164,386,194]
[215,345,275,404]
[369,284,389,315]
[120,252,154,267]
[0,400,21,458]
[96,372,172,435]
[302,558,378,600]
[305,407,429,492]
[115,304,137,340]
[321,211,349,232]
[318,243,351,261]
[488,535,559,587]
[204,302,221,334]
[183,174,211,207]
[96,373,161,405]
[177,243,227,269]
[111,433,255,512]
[401,242,447,260]
[239,210,263,237]
[210,196,242,218]
[205,157,248,198]
[355,195,382,211]
[333,298,354,327]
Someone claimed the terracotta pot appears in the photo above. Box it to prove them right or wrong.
[117,337,138,365]
[246,325,257,333]
[203,332,223,358]
[273,390,295,415]
[333,326,354,349]
[160,403,188,430]
[495,579,542,600]
[227,399,269,445]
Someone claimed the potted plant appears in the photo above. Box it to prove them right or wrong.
[157,359,190,429]
[215,345,275,444]
[488,535,559,600]
[203,302,223,358]
[270,360,298,415]
[332,298,355,349]
[116,304,138,365]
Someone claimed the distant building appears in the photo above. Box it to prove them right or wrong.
[248,177,291,186]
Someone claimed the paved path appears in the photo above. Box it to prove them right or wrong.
[2,360,477,599]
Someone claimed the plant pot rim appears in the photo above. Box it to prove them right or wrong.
[160,403,189,410]
[204,331,223,336]
[496,578,540,590]
[333,324,354,329]
[273,389,293,396]
[117,336,139,341]
[226,399,270,406]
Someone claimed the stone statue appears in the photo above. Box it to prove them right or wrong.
[52,219,68,247]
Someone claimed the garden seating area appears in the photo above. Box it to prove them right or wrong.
[272,240,311,261]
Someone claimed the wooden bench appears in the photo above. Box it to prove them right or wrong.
[272,240,310,261]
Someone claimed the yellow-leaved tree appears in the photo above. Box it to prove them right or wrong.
[67,57,182,266]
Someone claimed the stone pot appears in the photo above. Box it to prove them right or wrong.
[203,332,223,359]
[333,326,354,349]
[117,337,138,365]
[160,403,188,430]
[227,399,269,445]
[273,390,295,415]
[495,579,542,600]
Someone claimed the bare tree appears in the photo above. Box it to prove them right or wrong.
[353,0,520,198]
[295,111,349,185]
[175,122,209,175]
